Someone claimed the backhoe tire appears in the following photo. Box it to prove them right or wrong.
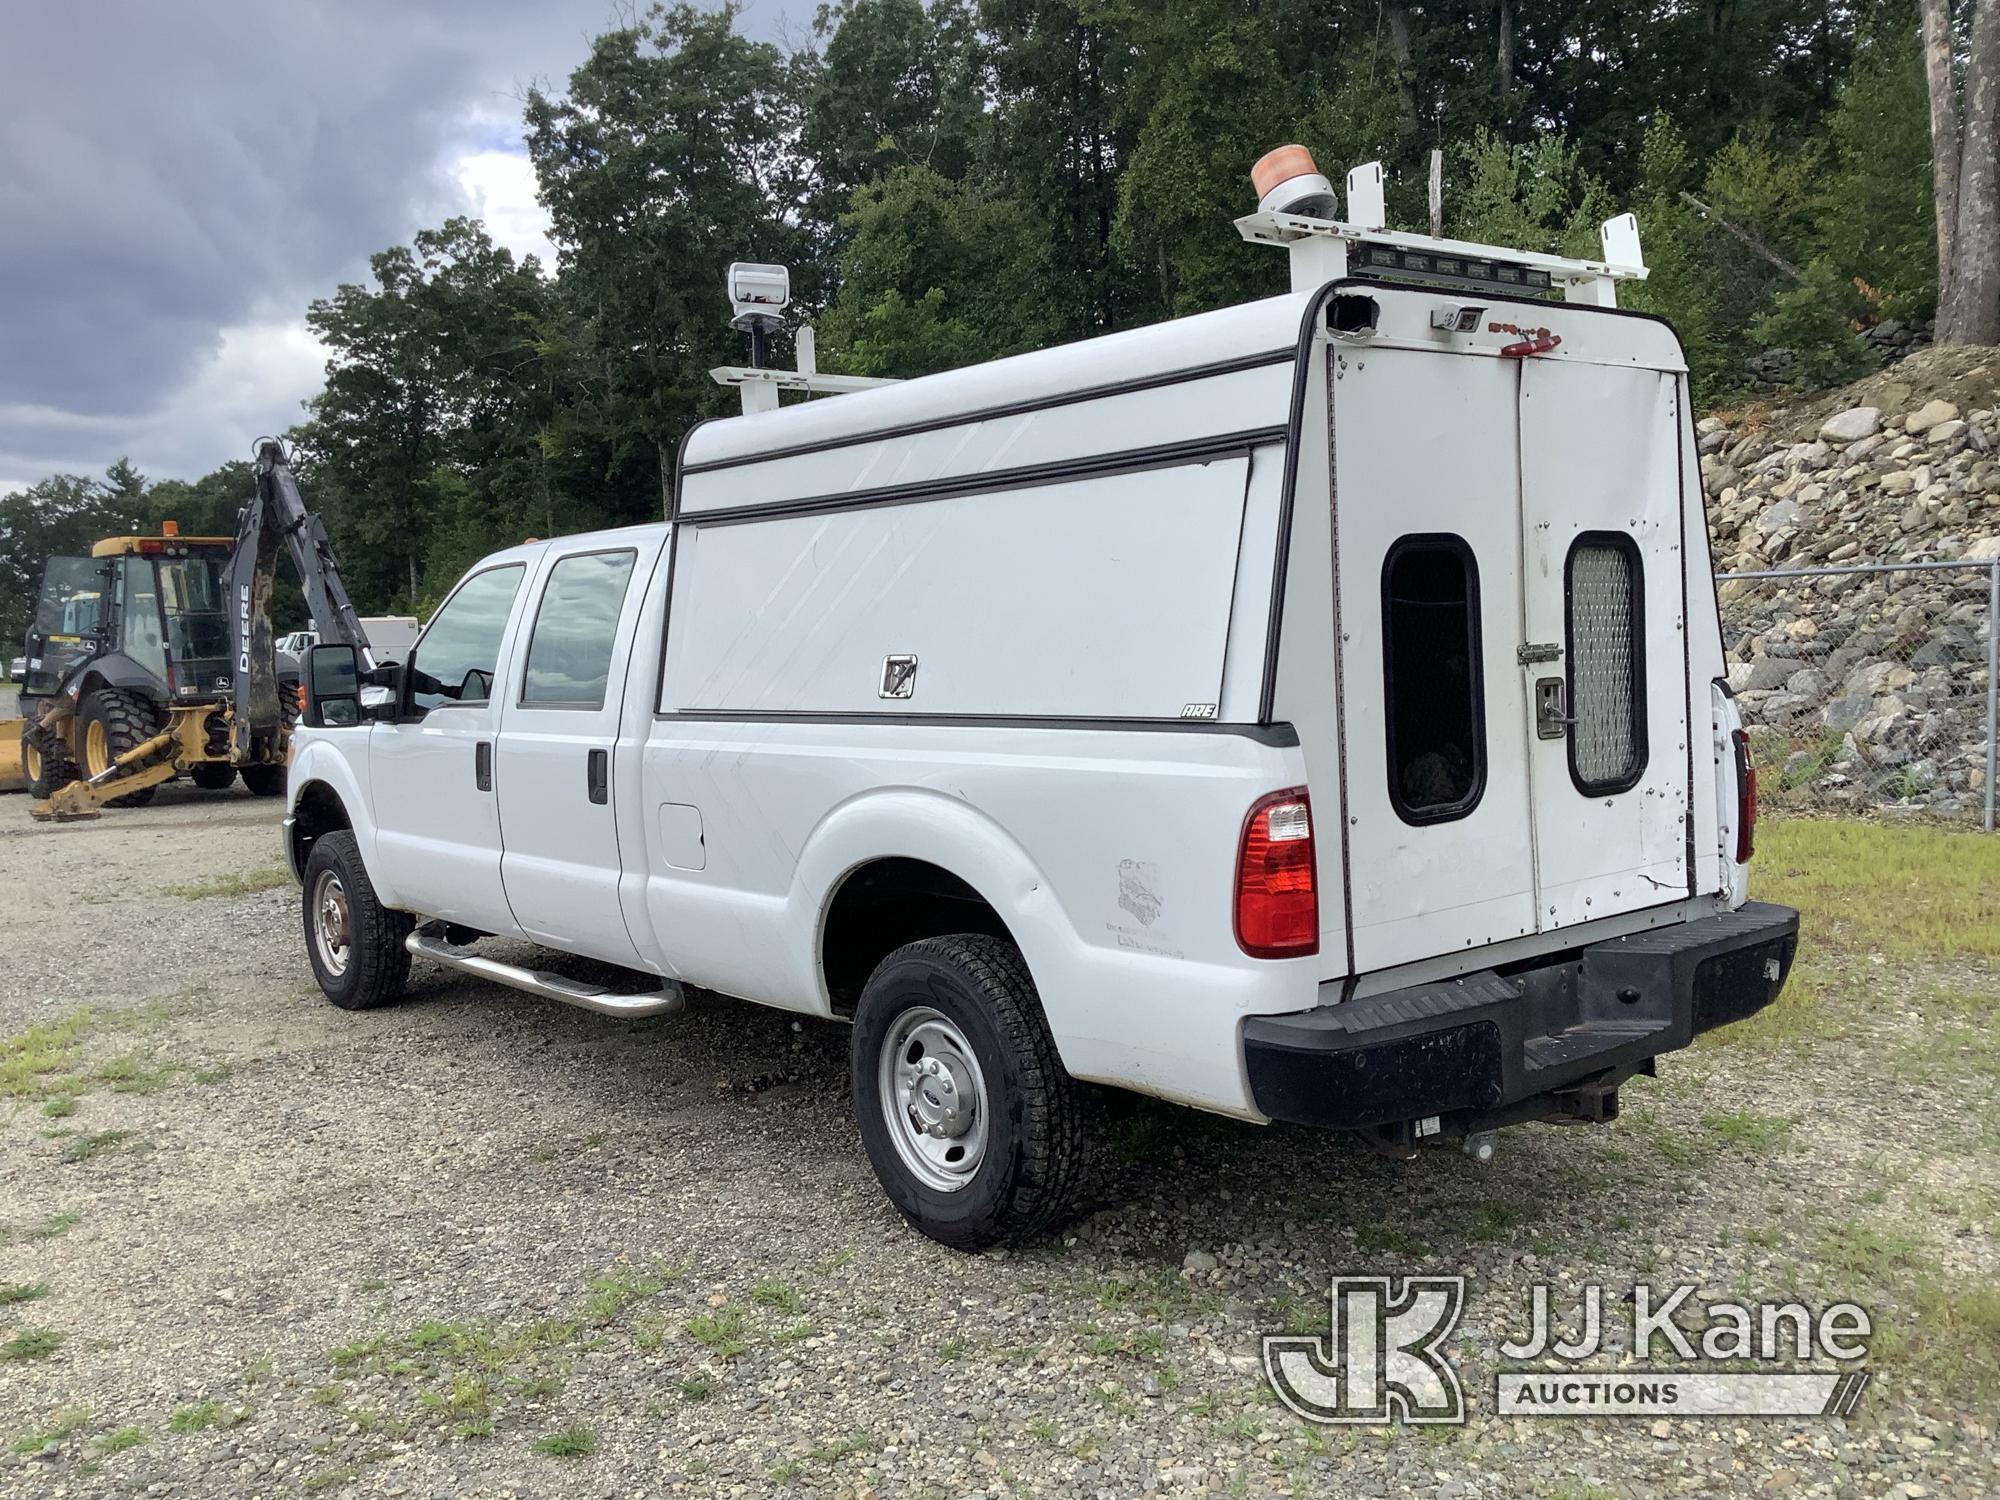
[239,765,287,798]
[25,727,78,799]
[189,764,237,791]
[303,831,411,1010]
[78,689,159,809]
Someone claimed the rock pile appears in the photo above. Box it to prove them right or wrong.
[1700,346,1999,819]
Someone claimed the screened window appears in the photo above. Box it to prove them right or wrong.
[408,564,525,713]
[1382,535,1485,824]
[1567,533,1646,794]
[521,550,638,708]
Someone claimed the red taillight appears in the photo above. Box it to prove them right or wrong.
[1732,728,1756,864]
[1235,788,1319,958]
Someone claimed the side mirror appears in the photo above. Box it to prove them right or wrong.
[306,643,362,728]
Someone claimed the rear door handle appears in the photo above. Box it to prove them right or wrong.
[587,747,608,805]
[475,741,492,790]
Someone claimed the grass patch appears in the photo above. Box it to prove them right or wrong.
[9,1406,89,1455]
[162,867,292,901]
[0,1012,93,1100]
[92,1425,146,1455]
[0,1282,49,1306]
[1702,1109,1795,1152]
[1750,819,2000,960]
[1355,1223,1428,1257]
[530,1426,596,1458]
[582,1260,677,1323]
[93,1053,180,1095]
[750,1277,805,1315]
[1,1327,63,1361]
[686,1306,747,1357]
[61,1127,140,1163]
[679,1373,716,1401]
[0,1210,78,1245]
[166,1400,236,1433]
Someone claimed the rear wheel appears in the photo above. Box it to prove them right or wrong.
[851,935,1085,1251]
[302,831,411,1010]
[78,689,159,808]
[189,764,237,791]
[239,764,287,798]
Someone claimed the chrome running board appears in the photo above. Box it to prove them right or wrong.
[406,927,684,1018]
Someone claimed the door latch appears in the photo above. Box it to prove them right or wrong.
[587,748,609,805]
[474,741,492,791]
[1517,642,1562,665]
[1535,677,1574,739]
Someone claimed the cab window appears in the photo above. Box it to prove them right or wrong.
[520,550,638,709]
[407,564,526,713]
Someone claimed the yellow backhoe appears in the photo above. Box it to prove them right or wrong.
[3,442,373,820]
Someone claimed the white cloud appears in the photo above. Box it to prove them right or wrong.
[455,148,558,271]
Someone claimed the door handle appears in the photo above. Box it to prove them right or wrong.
[587,748,608,805]
[475,741,492,790]
[1535,677,1575,740]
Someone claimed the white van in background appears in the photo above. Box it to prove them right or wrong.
[283,159,1798,1249]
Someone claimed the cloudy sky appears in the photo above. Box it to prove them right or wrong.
[0,0,787,495]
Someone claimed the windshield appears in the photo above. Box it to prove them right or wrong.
[25,557,107,693]
[157,557,233,696]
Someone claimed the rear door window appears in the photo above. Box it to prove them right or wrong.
[1566,532,1647,794]
[519,550,639,709]
[1381,535,1485,824]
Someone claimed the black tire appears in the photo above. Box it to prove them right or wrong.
[302,830,412,1010]
[78,688,159,808]
[851,935,1085,1251]
[239,764,287,798]
[189,763,237,791]
[24,726,77,799]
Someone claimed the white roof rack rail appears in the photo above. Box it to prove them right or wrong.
[1237,160,1647,308]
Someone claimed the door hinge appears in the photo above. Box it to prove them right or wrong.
[1518,642,1563,665]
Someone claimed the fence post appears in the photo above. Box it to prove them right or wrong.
[1987,559,1998,832]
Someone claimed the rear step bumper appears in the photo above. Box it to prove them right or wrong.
[1241,901,1800,1131]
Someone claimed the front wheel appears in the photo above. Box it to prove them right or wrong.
[79,689,158,808]
[851,935,1085,1251]
[189,764,236,791]
[302,831,412,1010]
[239,764,286,798]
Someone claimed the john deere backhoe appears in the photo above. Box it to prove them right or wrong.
[1,441,373,820]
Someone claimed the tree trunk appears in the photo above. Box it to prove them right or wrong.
[1945,0,2000,345]
[1496,0,1515,97]
[1384,5,1419,134]
[1921,0,1961,315]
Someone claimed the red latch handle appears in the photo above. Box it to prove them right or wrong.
[1499,332,1562,358]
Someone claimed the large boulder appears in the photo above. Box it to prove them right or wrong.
[1905,398,1960,434]
[1818,406,1881,443]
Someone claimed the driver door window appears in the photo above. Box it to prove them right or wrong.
[409,565,525,713]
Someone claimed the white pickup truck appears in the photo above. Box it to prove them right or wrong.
[285,201,1798,1250]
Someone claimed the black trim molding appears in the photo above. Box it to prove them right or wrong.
[678,347,1297,478]
[678,428,1285,527]
[654,709,1301,747]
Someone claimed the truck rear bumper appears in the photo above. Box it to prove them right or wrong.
[1242,901,1800,1131]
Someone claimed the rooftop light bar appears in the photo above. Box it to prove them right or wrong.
[1237,156,1647,308]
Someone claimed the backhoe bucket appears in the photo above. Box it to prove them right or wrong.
[0,718,25,793]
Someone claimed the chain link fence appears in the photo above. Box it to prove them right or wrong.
[1715,559,1998,830]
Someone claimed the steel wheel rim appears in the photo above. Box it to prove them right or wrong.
[23,742,40,782]
[84,720,108,775]
[311,869,352,978]
[878,1006,989,1192]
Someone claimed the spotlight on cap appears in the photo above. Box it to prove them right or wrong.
[1251,145,1338,220]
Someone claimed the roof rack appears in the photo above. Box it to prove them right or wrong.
[1236,160,1647,308]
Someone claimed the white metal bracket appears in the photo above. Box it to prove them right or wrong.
[709,365,900,416]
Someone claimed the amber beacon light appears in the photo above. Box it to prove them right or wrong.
[1250,145,1338,220]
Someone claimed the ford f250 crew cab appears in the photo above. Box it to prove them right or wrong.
[284,168,1798,1250]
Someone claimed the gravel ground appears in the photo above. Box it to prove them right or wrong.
[0,792,1993,1499]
